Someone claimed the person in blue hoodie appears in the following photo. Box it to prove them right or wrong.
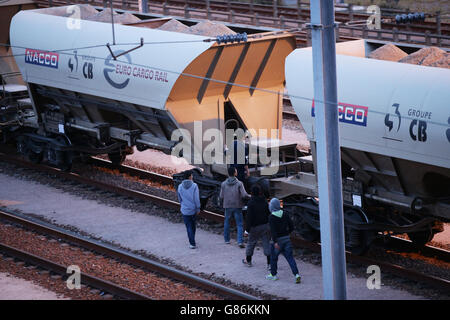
[266,198,301,283]
[177,170,201,249]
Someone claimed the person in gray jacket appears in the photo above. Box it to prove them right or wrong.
[177,170,201,249]
[220,167,250,247]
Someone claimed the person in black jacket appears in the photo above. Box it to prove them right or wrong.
[266,198,301,283]
[242,184,271,269]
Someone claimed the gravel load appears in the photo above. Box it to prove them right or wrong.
[86,8,141,24]
[368,43,408,62]
[429,53,450,69]
[188,20,236,36]
[399,46,447,66]
[369,44,449,69]
[157,19,191,34]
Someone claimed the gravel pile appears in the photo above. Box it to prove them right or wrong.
[86,8,141,24]
[188,20,236,36]
[399,46,447,67]
[145,18,236,36]
[282,118,306,134]
[95,154,179,177]
[429,53,450,69]
[368,43,408,62]
[369,44,449,69]
[157,19,191,33]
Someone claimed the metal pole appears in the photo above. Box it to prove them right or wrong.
[139,0,149,13]
[110,0,116,45]
[309,0,347,300]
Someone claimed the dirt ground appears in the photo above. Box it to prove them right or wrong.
[0,272,67,300]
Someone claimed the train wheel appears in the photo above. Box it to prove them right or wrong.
[344,209,372,255]
[407,230,434,247]
[284,198,320,242]
[108,152,126,165]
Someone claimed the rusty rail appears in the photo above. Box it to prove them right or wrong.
[0,208,258,300]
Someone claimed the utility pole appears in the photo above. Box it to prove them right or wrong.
[309,0,347,300]
[139,0,149,13]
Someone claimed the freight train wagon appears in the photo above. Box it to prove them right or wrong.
[1,5,449,254]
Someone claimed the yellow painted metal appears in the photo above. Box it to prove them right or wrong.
[0,0,37,83]
[166,33,296,139]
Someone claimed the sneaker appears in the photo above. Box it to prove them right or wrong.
[266,273,278,281]
[238,243,245,248]
[189,245,196,249]
[225,241,230,244]
[242,259,252,267]
[295,274,301,284]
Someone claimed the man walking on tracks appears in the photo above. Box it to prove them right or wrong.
[177,170,201,249]
[266,198,301,283]
[242,184,271,269]
[220,166,250,248]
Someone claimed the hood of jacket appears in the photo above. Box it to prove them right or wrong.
[226,177,238,186]
[182,180,193,189]
[271,210,283,218]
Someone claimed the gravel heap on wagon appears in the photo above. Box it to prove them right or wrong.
[369,43,449,69]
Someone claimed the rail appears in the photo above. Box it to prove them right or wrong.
[0,208,258,300]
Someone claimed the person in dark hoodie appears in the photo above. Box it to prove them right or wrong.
[266,198,301,283]
[177,170,201,249]
[242,184,271,269]
[220,166,250,247]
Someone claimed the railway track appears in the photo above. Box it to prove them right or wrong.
[0,208,258,300]
[0,150,449,295]
[33,0,450,48]
[0,239,151,300]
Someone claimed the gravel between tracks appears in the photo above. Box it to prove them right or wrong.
[0,251,100,300]
[0,221,221,300]
[0,271,68,300]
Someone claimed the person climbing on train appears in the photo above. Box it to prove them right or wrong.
[226,132,250,189]
[219,166,250,248]
[177,170,201,249]
[266,198,301,283]
[242,184,271,269]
